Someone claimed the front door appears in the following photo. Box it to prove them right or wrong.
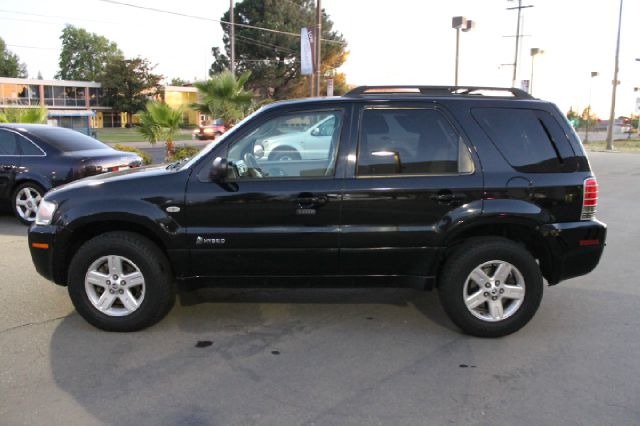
[340,104,483,276]
[186,107,349,277]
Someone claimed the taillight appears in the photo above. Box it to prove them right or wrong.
[581,177,598,220]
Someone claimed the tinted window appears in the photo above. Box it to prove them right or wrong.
[357,108,473,176]
[472,108,576,173]
[27,127,107,152]
[17,136,44,156]
[0,130,19,155]
[227,110,343,179]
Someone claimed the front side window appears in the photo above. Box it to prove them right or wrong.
[226,110,343,179]
[357,108,473,176]
[0,130,19,155]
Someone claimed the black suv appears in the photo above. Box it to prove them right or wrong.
[28,86,606,337]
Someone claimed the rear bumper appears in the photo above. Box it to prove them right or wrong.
[540,219,606,284]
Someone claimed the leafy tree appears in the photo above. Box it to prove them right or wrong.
[170,77,190,86]
[0,37,28,78]
[192,71,254,126]
[56,25,123,81]
[0,107,48,124]
[137,101,183,159]
[210,0,348,100]
[101,57,163,127]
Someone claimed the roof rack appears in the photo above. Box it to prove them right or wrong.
[344,85,533,99]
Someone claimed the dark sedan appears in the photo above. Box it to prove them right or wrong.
[0,124,142,224]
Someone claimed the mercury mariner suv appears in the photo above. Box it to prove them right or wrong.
[28,86,606,337]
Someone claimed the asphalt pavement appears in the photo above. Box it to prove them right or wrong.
[1,152,639,425]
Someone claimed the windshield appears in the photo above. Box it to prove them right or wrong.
[28,127,109,152]
[179,108,265,170]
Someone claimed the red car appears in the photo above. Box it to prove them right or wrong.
[193,121,226,140]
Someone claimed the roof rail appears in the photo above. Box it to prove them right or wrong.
[344,85,533,99]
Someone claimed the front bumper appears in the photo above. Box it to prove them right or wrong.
[539,219,607,284]
[28,224,68,286]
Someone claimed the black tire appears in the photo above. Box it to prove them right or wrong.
[270,148,301,161]
[12,181,45,225]
[68,231,175,332]
[438,238,543,338]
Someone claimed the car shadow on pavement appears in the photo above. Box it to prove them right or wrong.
[47,287,458,425]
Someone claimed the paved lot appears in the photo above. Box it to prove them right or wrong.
[1,152,639,425]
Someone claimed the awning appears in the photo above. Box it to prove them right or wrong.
[47,109,96,117]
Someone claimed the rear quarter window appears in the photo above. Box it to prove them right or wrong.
[27,127,108,152]
[471,107,578,173]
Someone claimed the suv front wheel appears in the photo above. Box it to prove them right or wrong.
[67,231,175,332]
[438,238,543,337]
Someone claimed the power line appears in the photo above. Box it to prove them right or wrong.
[96,0,346,45]
[235,34,297,54]
[0,8,116,24]
[7,44,59,50]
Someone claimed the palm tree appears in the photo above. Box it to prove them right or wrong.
[192,71,254,127]
[137,101,183,160]
[0,107,48,124]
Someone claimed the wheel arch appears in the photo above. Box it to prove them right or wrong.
[267,145,300,159]
[56,220,174,285]
[436,222,554,286]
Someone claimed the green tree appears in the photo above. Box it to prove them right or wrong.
[0,37,28,78]
[210,0,349,100]
[101,57,163,127]
[137,101,183,159]
[169,77,190,86]
[56,25,123,81]
[192,71,254,126]
[0,107,48,124]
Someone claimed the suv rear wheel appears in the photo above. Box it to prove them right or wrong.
[438,238,543,337]
[68,231,175,332]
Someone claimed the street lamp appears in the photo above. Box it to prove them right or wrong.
[585,71,599,144]
[529,48,544,95]
[452,16,475,86]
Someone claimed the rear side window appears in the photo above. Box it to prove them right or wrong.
[357,108,474,176]
[0,130,19,155]
[17,136,44,156]
[472,108,577,173]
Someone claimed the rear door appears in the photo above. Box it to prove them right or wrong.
[0,129,20,201]
[340,104,483,276]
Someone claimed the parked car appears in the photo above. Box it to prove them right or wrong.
[193,120,226,140]
[255,115,337,161]
[28,86,606,336]
[0,124,142,224]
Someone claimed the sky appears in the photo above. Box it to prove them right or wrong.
[1,0,639,118]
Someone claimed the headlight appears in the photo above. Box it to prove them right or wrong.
[203,128,214,134]
[35,200,57,226]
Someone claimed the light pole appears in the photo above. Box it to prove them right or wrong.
[605,0,623,151]
[452,16,475,86]
[529,48,544,95]
[585,71,599,144]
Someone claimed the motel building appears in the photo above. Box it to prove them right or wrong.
[0,76,203,134]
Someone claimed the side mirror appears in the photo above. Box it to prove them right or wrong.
[210,157,228,180]
[311,127,321,136]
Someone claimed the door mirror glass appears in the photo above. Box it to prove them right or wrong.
[310,127,321,137]
[209,157,228,180]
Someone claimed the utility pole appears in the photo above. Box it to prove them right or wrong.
[230,0,235,75]
[315,0,322,96]
[507,0,533,87]
[605,0,623,151]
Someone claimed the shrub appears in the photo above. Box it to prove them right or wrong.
[172,144,202,161]
[114,144,152,165]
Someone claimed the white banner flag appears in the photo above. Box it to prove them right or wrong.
[301,27,314,75]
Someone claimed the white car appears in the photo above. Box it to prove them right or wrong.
[256,115,337,161]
